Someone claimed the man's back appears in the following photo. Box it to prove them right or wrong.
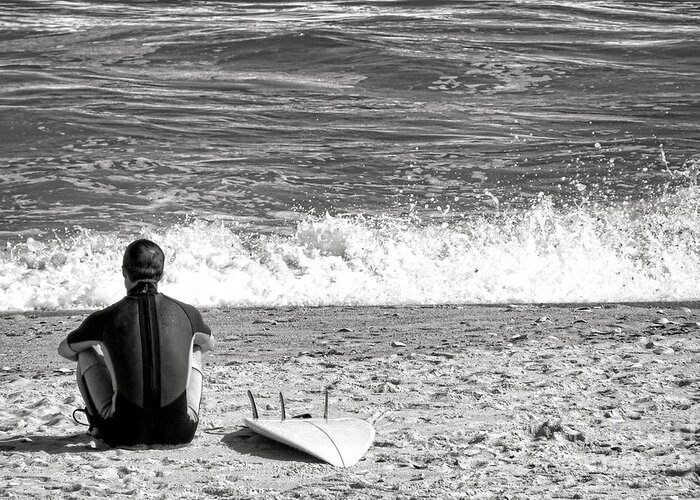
[65,281,212,445]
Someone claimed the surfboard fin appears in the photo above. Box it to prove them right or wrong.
[247,390,259,420]
[279,392,286,421]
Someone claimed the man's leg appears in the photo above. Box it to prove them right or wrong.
[186,347,203,421]
[76,347,114,420]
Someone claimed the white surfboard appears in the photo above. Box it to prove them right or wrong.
[244,391,375,467]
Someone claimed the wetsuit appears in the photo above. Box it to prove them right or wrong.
[63,282,212,446]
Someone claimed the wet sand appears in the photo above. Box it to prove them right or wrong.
[1,304,699,499]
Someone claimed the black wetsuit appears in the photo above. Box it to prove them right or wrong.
[66,282,211,446]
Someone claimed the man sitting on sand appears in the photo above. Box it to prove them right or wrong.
[58,239,214,446]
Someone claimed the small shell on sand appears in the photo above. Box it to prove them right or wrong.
[678,307,693,316]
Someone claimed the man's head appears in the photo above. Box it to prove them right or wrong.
[122,239,164,283]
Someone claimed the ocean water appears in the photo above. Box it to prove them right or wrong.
[1,1,699,310]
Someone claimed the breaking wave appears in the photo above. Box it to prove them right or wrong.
[3,186,700,311]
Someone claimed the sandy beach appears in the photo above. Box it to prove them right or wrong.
[1,304,698,499]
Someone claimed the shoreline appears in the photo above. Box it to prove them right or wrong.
[1,303,699,498]
[4,299,700,317]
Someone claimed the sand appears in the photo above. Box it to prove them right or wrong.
[0,303,698,499]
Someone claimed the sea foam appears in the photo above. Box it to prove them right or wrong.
[2,188,700,311]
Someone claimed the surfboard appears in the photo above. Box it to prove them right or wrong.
[244,390,375,467]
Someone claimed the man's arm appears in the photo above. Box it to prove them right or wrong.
[57,312,102,361]
[58,337,79,361]
[184,304,214,352]
[193,331,215,352]
[58,337,100,361]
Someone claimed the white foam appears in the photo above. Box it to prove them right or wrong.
[2,188,700,311]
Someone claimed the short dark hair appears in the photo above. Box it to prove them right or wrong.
[122,239,164,282]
